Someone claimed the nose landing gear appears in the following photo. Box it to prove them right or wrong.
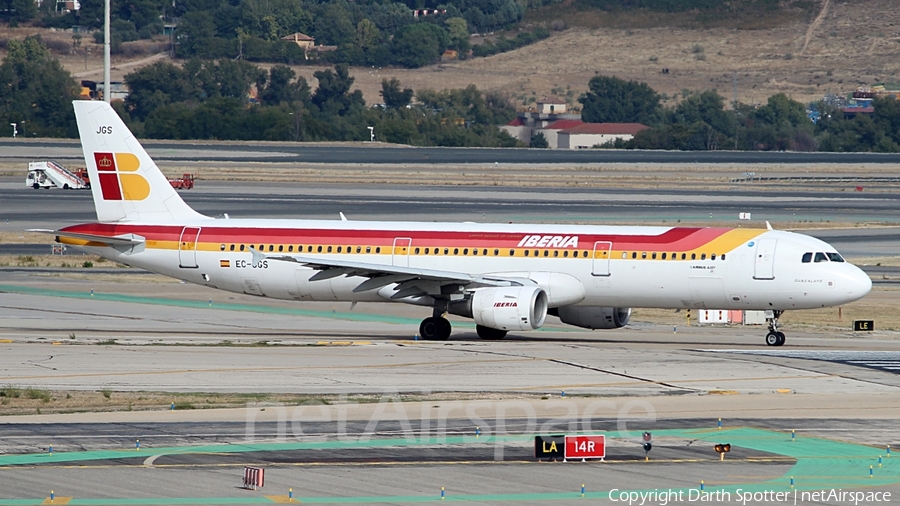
[765,310,785,346]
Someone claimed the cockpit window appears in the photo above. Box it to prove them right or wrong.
[814,252,828,262]
[802,252,812,263]
[827,252,845,263]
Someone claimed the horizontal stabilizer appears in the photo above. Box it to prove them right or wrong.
[29,228,145,246]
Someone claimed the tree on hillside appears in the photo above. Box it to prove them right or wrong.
[579,75,662,125]
[380,78,414,109]
[392,23,449,68]
[311,64,365,116]
[259,65,311,106]
[0,0,38,21]
[0,36,78,137]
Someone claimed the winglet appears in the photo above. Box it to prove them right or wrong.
[766,221,773,230]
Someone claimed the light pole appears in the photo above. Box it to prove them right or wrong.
[104,0,110,103]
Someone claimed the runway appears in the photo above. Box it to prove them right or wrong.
[3,170,900,505]
[6,138,900,164]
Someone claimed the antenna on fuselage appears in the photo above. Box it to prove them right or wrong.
[340,212,348,221]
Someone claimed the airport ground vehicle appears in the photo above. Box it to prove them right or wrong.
[38,101,872,345]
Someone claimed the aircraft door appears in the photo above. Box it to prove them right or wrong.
[392,237,411,267]
[178,226,201,268]
[592,241,612,276]
[753,238,777,280]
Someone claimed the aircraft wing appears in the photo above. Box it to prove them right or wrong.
[29,229,146,246]
[252,248,528,296]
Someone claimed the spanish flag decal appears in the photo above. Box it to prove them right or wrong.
[220,260,230,268]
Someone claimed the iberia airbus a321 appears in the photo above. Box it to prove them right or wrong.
[39,101,872,346]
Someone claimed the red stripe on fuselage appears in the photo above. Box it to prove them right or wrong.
[59,224,731,250]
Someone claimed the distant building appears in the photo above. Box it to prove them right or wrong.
[280,33,336,59]
[281,32,315,50]
[535,97,566,114]
[441,49,458,62]
[500,97,581,147]
[414,9,447,17]
[557,123,648,150]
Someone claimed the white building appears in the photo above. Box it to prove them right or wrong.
[557,123,648,150]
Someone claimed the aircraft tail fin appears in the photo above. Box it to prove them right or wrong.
[73,100,209,223]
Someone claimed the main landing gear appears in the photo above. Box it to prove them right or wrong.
[765,310,785,347]
[419,316,452,341]
[417,319,510,340]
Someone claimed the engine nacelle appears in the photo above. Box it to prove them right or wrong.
[555,306,632,330]
[449,286,548,331]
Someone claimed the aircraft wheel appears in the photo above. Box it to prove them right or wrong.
[765,332,780,346]
[476,325,508,340]
[420,317,450,341]
[32,183,39,189]
[775,331,786,347]
[63,184,69,190]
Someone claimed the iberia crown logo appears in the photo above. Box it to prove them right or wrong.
[93,152,150,201]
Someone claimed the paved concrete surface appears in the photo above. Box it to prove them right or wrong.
[6,137,900,164]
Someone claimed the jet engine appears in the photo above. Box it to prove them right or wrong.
[449,286,548,331]
[554,306,632,330]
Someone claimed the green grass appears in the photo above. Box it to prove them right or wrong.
[0,385,21,398]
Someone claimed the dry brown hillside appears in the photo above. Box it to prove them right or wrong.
[3,0,899,108]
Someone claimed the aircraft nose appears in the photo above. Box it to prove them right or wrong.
[846,265,872,302]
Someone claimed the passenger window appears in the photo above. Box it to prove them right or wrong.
[681,253,686,260]
[701,253,706,260]
[337,246,342,253]
[376,247,381,253]
[414,247,420,254]
[279,245,284,252]
[814,252,828,262]
[827,253,845,262]
[802,252,812,263]
[509,249,515,256]
[327,246,333,253]
[544,250,549,257]
[641,252,647,259]
[268,245,274,252]
[524,250,530,257]
[652,252,657,259]
[631,252,637,259]
[582,251,588,258]
[317,246,323,253]
[494,249,499,256]
[711,253,716,260]
[229,244,235,251]
[661,252,667,260]
[357,246,361,253]
[721,254,726,260]
[240,244,245,251]
[691,253,696,260]
[473,248,478,255]
[424,248,429,254]
[220,244,226,251]
[563,251,568,258]
[534,250,539,257]
[454,248,459,255]
[366,246,371,253]
[288,245,293,252]
[444,248,449,255]
[483,249,488,255]
[554,251,559,257]
[464,248,469,255]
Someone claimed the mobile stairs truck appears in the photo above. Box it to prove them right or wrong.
[26,161,90,190]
